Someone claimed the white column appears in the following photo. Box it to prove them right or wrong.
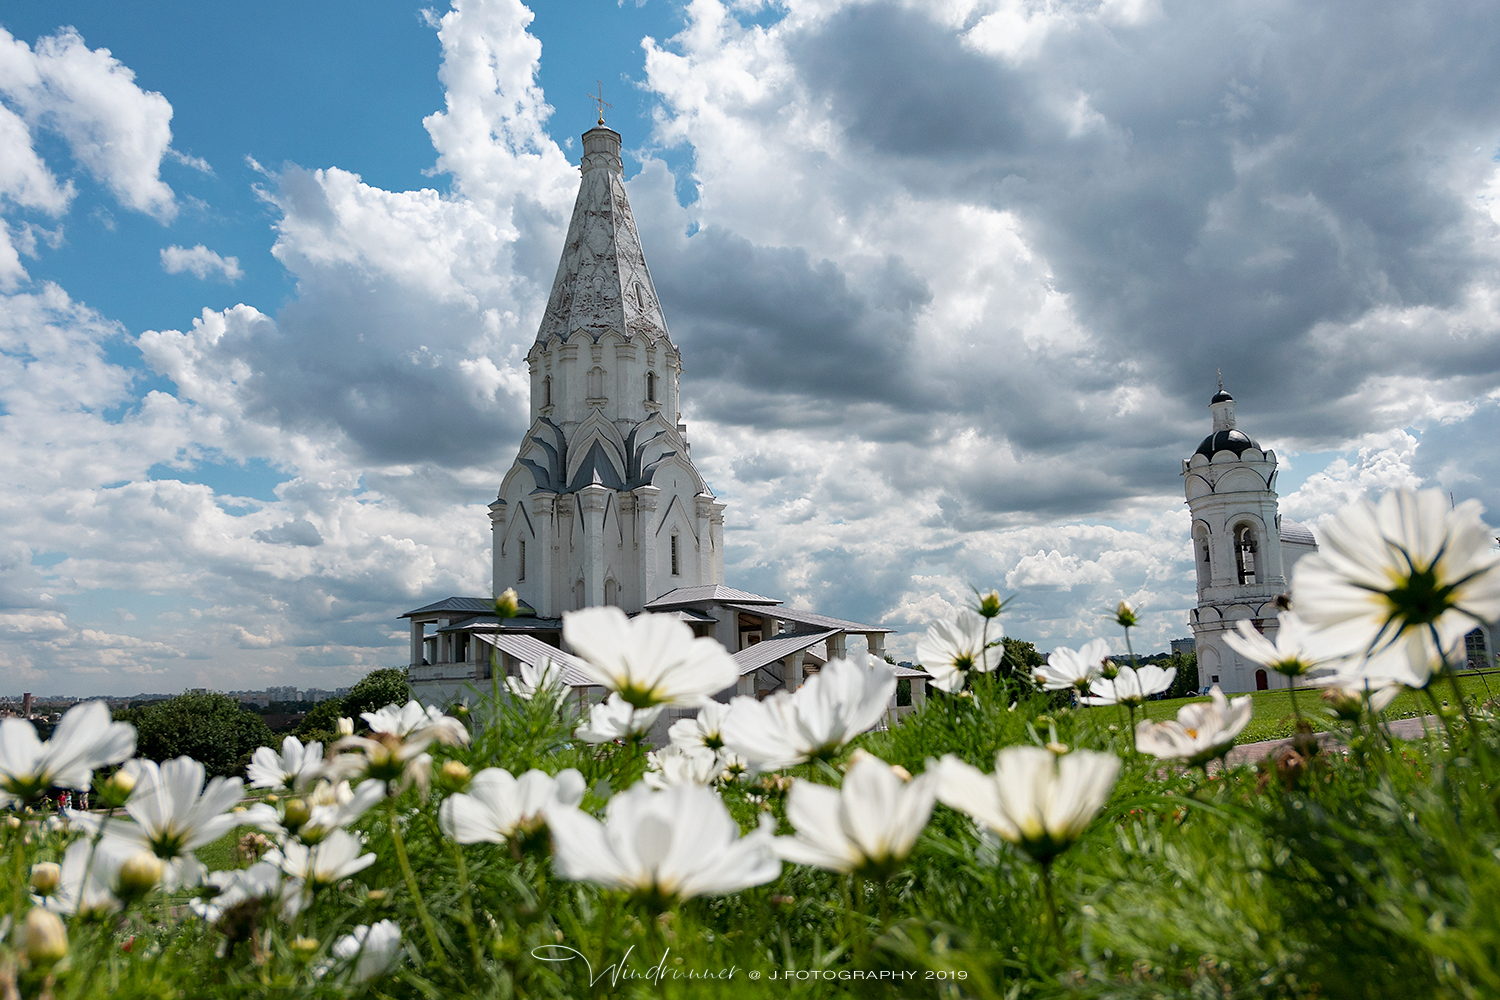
[787,650,806,690]
[579,484,609,607]
[409,620,424,667]
[695,495,715,586]
[826,634,847,662]
[710,500,727,584]
[531,493,557,618]
[868,633,886,658]
[634,485,661,604]
[488,499,507,595]
[737,672,756,697]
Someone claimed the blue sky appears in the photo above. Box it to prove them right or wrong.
[2,0,1499,697]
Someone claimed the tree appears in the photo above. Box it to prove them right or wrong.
[1163,652,1200,699]
[296,697,347,746]
[342,667,412,722]
[1000,637,1045,682]
[116,692,276,779]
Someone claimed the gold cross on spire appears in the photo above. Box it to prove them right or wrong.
[587,80,612,126]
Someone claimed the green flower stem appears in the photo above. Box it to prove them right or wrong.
[386,797,445,962]
[1286,675,1303,724]
[1038,862,1064,954]
[9,818,26,919]
[449,840,485,971]
[71,804,118,934]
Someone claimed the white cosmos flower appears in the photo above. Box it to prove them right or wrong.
[439,767,585,845]
[720,654,897,770]
[668,701,730,751]
[1134,687,1253,766]
[1080,664,1177,707]
[1034,639,1112,693]
[330,920,404,983]
[563,607,738,708]
[189,860,303,923]
[42,837,136,917]
[548,782,780,901]
[0,701,136,807]
[1222,614,1323,679]
[329,700,469,797]
[574,694,664,744]
[915,610,1003,693]
[97,757,244,889]
[266,828,376,887]
[1292,487,1500,687]
[775,753,938,876]
[247,736,325,793]
[506,659,566,701]
[643,745,721,789]
[937,746,1120,865]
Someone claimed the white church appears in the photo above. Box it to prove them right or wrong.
[403,122,911,712]
[1182,386,1319,693]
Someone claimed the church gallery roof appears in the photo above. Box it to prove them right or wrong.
[1279,520,1316,546]
[644,586,781,609]
[401,595,538,619]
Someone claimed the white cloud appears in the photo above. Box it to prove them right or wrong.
[160,244,243,282]
[0,26,178,221]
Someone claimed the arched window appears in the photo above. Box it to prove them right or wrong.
[1234,523,1258,585]
[543,375,553,408]
[604,578,617,606]
[646,371,656,402]
[587,366,604,399]
[1255,669,1269,691]
[575,580,585,610]
[518,538,526,581]
[670,533,680,576]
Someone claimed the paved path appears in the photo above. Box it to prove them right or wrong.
[1225,715,1436,766]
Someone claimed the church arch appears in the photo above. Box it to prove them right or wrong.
[1255,669,1269,691]
[646,370,657,402]
[1233,521,1261,586]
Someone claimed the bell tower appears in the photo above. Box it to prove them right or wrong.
[1182,385,1297,693]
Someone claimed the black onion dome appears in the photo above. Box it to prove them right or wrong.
[1195,429,1258,457]
[1210,389,1234,404]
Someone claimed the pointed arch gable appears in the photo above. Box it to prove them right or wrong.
[655,493,699,543]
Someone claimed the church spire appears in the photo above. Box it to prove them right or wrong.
[534,124,671,347]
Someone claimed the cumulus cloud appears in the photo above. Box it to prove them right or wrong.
[160,244,243,282]
[0,26,179,221]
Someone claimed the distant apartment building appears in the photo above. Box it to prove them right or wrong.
[1170,637,1196,657]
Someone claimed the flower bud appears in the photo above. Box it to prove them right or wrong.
[101,768,137,806]
[290,936,320,960]
[495,588,520,619]
[438,760,472,792]
[282,797,311,831]
[1321,687,1364,721]
[1101,659,1120,680]
[20,907,69,968]
[5,815,20,829]
[1114,600,1139,629]
[976,590,1003,618]
[30,862,61,897]
[118,852,164,899]
[336,717,355,737]
[366,889,387,904]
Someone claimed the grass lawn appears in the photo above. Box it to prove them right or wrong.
[197,824,263,872]
[1128,670,1500,743]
